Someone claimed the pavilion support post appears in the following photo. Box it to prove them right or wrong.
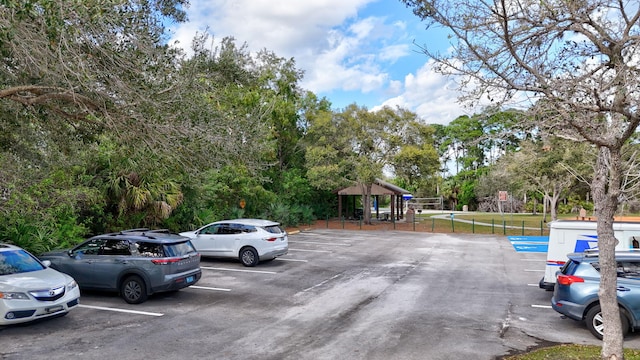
[391,195,395,221]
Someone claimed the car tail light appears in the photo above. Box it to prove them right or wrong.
[265,237,277,242]
[151,257,182,265]
[557,274,584,286]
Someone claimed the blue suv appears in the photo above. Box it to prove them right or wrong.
[551,251,640,339]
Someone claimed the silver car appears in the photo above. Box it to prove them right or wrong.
[0,244,80,325]
[39,229,202,304]
[180,219,288,267]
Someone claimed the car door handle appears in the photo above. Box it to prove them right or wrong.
[617,286,631,292]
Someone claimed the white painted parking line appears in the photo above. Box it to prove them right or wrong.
[79,304,164,317]
[276,258,308,262]
[532,304,552,309]
[288,248,332,253]
[288,241,351,246]
[527,283,541,287]
[200,266,277,274]
[190,285,231,292]
[302,274,341,293]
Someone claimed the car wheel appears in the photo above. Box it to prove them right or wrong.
[121,275,148,304]
[585,305,630,340]
[239,247,259,267]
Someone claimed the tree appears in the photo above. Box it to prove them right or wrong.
[402,1,640,357]
[306,105,421,224]
[0,0,187,139]
[390,111,440,194]
[502,138,594,221]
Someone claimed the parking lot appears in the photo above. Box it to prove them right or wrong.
[3,229,640,360]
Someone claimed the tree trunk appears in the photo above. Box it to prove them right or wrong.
[542,192,549,223]
[592,147,624,360]
[360,183,373,225]
[550,186,561,221]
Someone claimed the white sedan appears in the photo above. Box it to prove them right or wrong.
[0,244,80,325]
[180,219,288,267]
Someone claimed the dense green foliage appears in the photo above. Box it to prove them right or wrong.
[2,0,636,258]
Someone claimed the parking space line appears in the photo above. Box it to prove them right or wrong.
[302,274,341,293]
[200,266,277,274]
[190,285,231,292]
[79,304,164,317]
[532,304,552,309]
[288,241,351,246]
[288,248,332,253]
[276,258,308,262]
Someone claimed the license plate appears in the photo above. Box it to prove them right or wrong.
[46,305,63,313]
[186,276,194,283]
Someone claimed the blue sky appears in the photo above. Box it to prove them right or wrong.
[168,0,482,125]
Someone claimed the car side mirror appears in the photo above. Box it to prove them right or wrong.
[42,260,51,267]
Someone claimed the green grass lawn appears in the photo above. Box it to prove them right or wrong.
[411,212,566,236]
[501,344,640,359]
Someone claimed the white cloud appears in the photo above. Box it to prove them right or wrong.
[168,0,471,124]
[169,0,401,94]
[375,60,475,124]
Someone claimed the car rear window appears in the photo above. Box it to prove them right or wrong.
[164,241,198,257]
[263,225,284,234]
[561,259,581,275]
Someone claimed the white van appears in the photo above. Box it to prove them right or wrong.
[539,219,640,290]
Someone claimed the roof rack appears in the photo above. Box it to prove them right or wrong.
[584,248,600,257]
[107,228,174,239]
[119,228,150,234]
[143,229,171,234]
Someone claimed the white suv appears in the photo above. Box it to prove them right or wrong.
[180,219,288,267]
[0,244,80,325]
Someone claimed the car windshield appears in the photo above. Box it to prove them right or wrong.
[0,250,45,275]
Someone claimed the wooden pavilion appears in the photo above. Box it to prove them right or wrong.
[336,179,412,221]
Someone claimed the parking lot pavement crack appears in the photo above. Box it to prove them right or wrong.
[389,259,423,285]
[500,301,513,339]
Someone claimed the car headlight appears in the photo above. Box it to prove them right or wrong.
[0,292,29,300]
[66,280,78,291]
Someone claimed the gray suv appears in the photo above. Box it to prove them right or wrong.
[39,229,201,304]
